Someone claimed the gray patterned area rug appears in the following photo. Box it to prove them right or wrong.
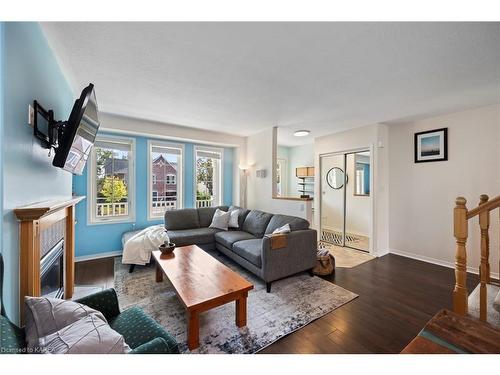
[113,249,357,354]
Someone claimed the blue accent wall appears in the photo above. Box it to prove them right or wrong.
[1,22,74,323]
[72,132,234,258]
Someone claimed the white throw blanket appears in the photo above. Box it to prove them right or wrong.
[122,225,169,266]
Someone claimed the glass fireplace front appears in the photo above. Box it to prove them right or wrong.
[40,239,64,298]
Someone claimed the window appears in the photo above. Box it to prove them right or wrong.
[88,136,135,224]
[195,146,223,208]
[148,141,183,219]
[166,174,176,185]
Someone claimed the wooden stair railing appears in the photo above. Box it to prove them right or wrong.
[453,194,500,321]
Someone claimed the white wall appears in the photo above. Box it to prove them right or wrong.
[315,123,390,256]
[246,128,312,221]
[100,113,247,206]
[388,104,500,277]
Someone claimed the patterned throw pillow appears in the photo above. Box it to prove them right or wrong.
[209,208,230,231]
[39,314,130,354]
[24,296,107,350]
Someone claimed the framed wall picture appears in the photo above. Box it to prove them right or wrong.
[414,128,448,163]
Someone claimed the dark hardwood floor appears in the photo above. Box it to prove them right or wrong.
[75,253,481,354]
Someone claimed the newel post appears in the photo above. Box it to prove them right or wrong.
[453,197,468,316]
[478,194,490,321]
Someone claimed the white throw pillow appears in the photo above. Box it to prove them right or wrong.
[228,209,241,228]
[24,296,107,350]
[39,314,130,354]
[209,208,230,231]
[272,223,291,234]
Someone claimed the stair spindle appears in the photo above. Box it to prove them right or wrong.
[453,197,468,316]
[478,195,490,322]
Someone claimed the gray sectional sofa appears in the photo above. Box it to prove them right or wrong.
[164,205,317,292]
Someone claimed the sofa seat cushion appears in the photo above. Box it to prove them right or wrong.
[164,208,200,230]
[265,214,310,234]
[233,239,263,267]
[242,210,273,238]
[110,306,179,352]
[214,231,256,249]
[168,227,221,247]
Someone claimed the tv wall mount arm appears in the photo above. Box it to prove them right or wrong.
[33,100,67,155]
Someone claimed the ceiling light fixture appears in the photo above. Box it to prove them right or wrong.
[293,130,310,137]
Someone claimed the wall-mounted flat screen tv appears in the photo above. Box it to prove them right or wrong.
[52,83,100,175]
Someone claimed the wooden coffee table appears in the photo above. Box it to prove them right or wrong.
[152,245,254,350]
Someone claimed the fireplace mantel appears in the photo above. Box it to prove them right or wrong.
[14,196,85,221]
[15,196,85,324]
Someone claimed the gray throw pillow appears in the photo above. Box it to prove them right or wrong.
[25,296,107,350]
[209,208,230,231]
[39,314,130,354]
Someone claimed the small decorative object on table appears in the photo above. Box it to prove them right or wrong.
[159,242,176,254]
[159,230,175,254]
[313,248,335,276]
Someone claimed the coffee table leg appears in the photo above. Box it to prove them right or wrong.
[187,310,200,350]
[155,262,163,282]
[235,293,247,327]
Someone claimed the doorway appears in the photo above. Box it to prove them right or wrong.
[320,149,372,253]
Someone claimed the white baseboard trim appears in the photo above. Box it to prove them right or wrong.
[389,248,500,280]
[75,250,122,263]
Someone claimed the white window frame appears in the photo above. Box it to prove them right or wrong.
[148,140,184,220]
[87,135,136,225]
[194,145,224,207]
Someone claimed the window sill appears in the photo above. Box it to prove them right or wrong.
[87,217,136,226]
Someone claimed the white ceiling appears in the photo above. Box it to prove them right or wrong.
[41,22,500,146]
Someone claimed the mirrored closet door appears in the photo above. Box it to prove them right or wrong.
[320,150,371,252]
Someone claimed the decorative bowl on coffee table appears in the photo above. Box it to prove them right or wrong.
[159,242,176,254]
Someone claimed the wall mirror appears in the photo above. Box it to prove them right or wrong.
[326,167,346,189]
[354,151,370,196]
[273,127,314,199]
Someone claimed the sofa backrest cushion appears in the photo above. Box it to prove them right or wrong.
[197,206,229,228]
[229,205,250,229]
[164,208,200,230]
[242,210,273,238]
[265,214,310,234]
